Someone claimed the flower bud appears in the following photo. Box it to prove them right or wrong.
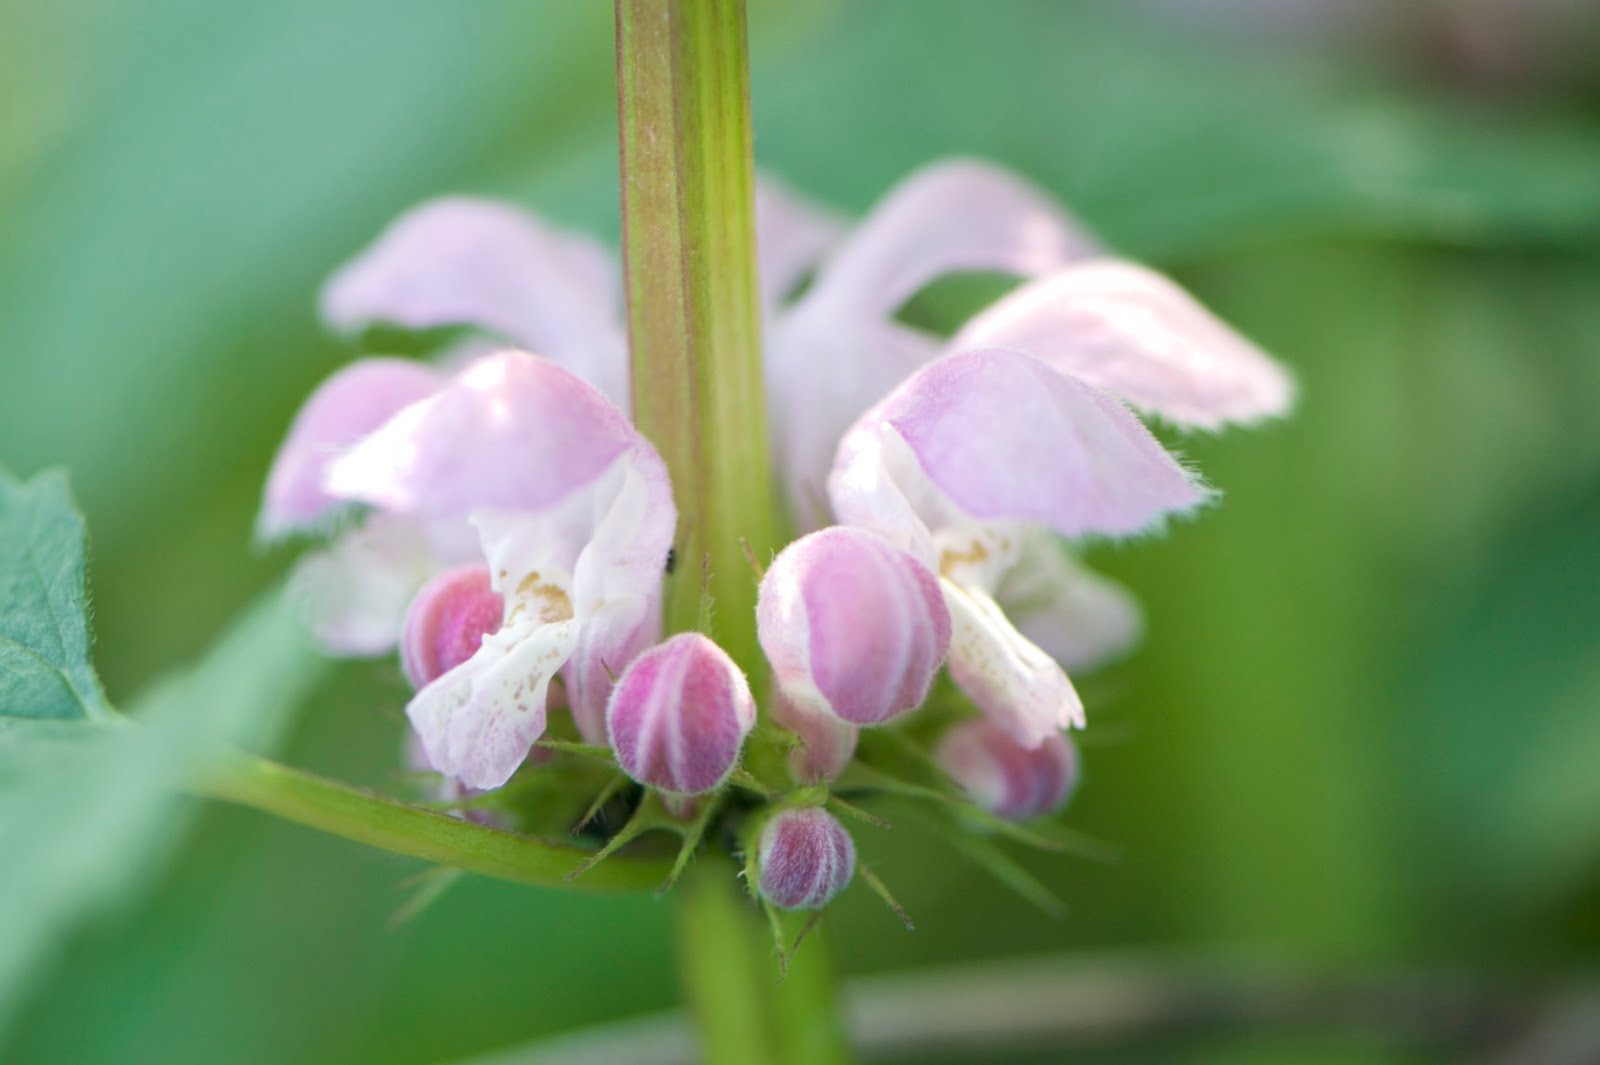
[771,691,858,784]
[400,564,504,689]
[757,526,950,727]
[606,633,755,794]
[756,807,856,911]
[934,719,1079,821]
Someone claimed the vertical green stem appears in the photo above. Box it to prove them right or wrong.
[615,0,775,681]
[677,859,783,1065]
[615,4,847,1062]
[677,858,851,1065]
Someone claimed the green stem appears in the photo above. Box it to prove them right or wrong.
[615,0,775,681]
[201,751,671,893]
[615,4,847,1060]
[677,858,851,1065]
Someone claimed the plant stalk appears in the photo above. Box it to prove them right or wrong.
[677,857,851,1065]
[615,4,848,1062]
[200,751,672,893]
[615,0,776,682]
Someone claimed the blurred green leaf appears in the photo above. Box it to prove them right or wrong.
[0,589,328,1038]
[753,3,1600,258]
[1411,484,1600,911]
[0,468,112,721]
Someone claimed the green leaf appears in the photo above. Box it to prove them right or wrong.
[1411,484,1600,908]
[0,589,330,1039]
[0,468,112,721]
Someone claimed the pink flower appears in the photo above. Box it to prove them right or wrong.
[318,351,676,789]
[765,159,1102,530]
[264,156,1294,801]
[828,347,1208,747]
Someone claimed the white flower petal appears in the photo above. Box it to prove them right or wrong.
[998,535,1144,673]
[942,577,1085,747]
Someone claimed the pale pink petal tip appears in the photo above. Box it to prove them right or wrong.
[833,347,1209,545]
[400,564,505,690]
[319,196,617,351]
[758,527,950,727]
[260,358,440,539]
[951,261,1296,431]
[809,158,1101,318]
[935,719,1079,821]
[323,351,642,518]
[757,807,856,911]
[606,633,756,795]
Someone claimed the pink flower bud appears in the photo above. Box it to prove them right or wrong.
[757,526,950,727]
[934,719,1079,821]
[606,633,755,795]
[757,807,856,911]
[400,564,505,689]
[771,691,858,784]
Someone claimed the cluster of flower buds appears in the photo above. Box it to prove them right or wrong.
[261,159,1291,915]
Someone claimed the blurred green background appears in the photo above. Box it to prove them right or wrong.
[3,1,1599,1062]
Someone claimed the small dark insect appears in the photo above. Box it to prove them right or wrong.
[664,546,677,575]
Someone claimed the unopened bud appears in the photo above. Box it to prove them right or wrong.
[772,691,858,783]
[935,719,1079,821]
[400,564,504,689]
[757,526,950,727]
[756,807,857,911]
[606,633,755,794]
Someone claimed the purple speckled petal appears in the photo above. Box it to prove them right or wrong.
[950,261,1295,431]
[320,197,626,402]
[259,357,442,539]
[758,526,949,727]
[606,633,756,795]
[407,612,579,791]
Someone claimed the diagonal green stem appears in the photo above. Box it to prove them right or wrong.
[201,751,672,893]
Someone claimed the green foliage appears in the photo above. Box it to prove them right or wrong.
[1411,485,1600,915]
[0,576,329,1039]
[0,469,112,721]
